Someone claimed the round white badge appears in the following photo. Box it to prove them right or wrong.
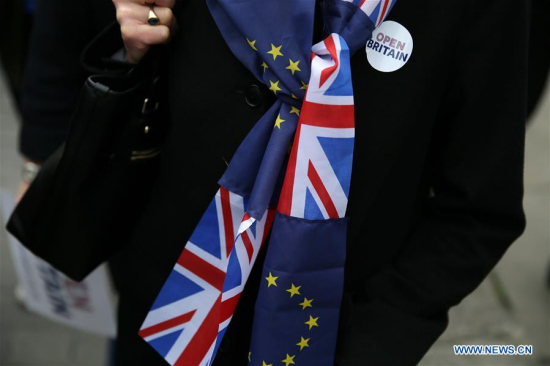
[366,21,413,73]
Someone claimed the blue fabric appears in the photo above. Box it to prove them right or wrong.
[188,0,389,363]
[189,198,222,259]
[25,0,35,14]
[149,329,184,358]
[211,0,376,219]
[305,188,325,220]
[210,0,313,219]
[320,0,377,53]
[249,213,348,365]
[317,137,355,198]
[205,0,381,363]
[141,0,397,363]
[150,270,203,311]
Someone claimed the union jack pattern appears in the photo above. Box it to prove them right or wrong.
[343,0,396,26]
[139,188,274,365]
[279,34,355,220]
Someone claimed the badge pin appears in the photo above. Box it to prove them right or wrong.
[366,21,413,72]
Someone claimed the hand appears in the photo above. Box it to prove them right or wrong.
[15,181,31,205]
[15,158,42,204]
[113,0,178,63]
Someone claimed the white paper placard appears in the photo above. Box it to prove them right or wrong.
[1,189,117,336]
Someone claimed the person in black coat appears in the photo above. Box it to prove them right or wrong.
[18,0,528,365]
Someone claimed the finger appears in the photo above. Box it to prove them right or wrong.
[122,24,171,46]
[15,181,31,204]
[113,0,174,9]
[116,2,174,28]
[142,0,176,8]
[121,23,171,62]
[152,6,178,33]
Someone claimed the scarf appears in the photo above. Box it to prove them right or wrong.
[139,1,395,364]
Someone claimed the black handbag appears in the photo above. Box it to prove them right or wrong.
[6,22,167,281]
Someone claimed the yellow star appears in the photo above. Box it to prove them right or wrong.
[299,297,313,310]
[291,94,298,99]
[269,80,282,94]
[247,38,258,51]
[296,336,310,350]
[286,59,301,75]
[286,283,301,297]
[265,272,278,287]
[290,106,300,116]
[261,61,269,72]
[274,114,285,129]
[300,80,308,90]
[267,44,283,60]
[262,362,272,366]
[248,352,251,362]
[281,354,296,366]
[305,315,319,330]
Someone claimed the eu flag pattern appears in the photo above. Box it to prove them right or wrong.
[140,0,396,364]
[249,34,353,365]
[248,213,348,366]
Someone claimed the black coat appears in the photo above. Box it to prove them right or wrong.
[20,0,528,365]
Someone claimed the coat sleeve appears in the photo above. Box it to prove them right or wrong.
[19,0,115,162]
[336,1,528,365]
